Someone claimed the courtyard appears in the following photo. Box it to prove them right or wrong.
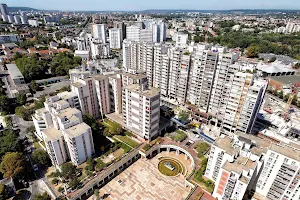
[89,152,191,200]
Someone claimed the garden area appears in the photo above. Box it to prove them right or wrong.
[158,158,184,176]
[193,158,215,193]
[194,142,210,159]
[167,129,187,142]
[113,135,140,148]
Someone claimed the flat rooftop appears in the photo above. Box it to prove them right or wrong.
[124,84,160,98]
[214,136,239,156]
[65,123,90,138]
[57,91,78,100]
[6,64,24,80]
[270,143,300,162]
[222,156,257,176]
[57,107,81,119]
[43,127,63,142]
[270,75,300,85]
[123,72,147,80]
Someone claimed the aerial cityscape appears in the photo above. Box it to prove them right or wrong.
[0,1,299,200]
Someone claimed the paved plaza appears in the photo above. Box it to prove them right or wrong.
[94,155,190,200]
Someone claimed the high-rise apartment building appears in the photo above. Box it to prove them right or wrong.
[13,15,21,25]
[32,93,95,166]
[205,133,270,200]
[140,29,153,42]
[113,21,126,40]
[152,21,167,43]
[126,25,141,42]
[92,24,107,43]
[90,40,110,59]
[20,12,28,24]
[220,73,268,135]
[256,143,300,200]
[153,43,170,97]
[109,28,122,49]
[0,4,9,22]
[71,78,100,118]
[168,48,191,104]
[122,84,160,141]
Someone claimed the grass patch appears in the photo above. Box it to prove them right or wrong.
[193,158,214,193]
[158,158,183,176]
[114,135,139,148]
[194,142,210,158]
[34,141,41,149]
[168,130,187,142]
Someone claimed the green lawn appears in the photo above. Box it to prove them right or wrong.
[158,158,183,176]
[114,135,140,148]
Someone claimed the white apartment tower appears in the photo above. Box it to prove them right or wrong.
[109,28,122,49]
[220,73,268,135]
[71,78,100,118]
[187,49,218,111]
[32,93,95,167]
[256,143,300,200]
[167,48,191,104]
[92,24,107,43]
[153,43,170,97]
[122,84,160,141]
[205,134,269,200]
[126,25,141,42]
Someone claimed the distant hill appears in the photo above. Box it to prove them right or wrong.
[8,7,39,12]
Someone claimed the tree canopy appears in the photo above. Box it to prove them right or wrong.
[0,184,8,200]
[0,130,20,159]
[60,162,77,180]
[0,152,26,178]
[50,52,81,76]
[15,54,48,82]
[32,149,51,167]
[33,192,51,200]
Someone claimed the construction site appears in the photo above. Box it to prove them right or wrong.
[255,89,300,144]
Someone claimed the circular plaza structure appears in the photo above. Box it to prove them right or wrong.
[158,157,185,176]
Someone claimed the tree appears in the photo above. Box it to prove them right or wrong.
[51,178,59,185]
[178,110,189,123]
[33,192,51,200]
[246,45,260,58]
[0,95,9,113]
[278,90,284,99]
[0,152,26,178]
[32,149,51,167]
[109,122,122,135]
[13,52,23,60]
[60,162,77,180]
[16,93,27,105]
[0,184,8,200]
[69,178,80,190]
[0,130,20,158]
[15,106,33,120]
[30,80,40,91]
[4,116,12,128]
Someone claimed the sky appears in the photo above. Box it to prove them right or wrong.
[1,0,300,11]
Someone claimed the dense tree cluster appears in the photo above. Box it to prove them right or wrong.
[15,54,48,82]
[50,52,82,76]
[210,31,300,59]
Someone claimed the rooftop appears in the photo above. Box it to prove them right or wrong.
[214,136,239,156]
[6,64,24,80]
[64,123,90,138]
[270,75,300,85]
[270,143,300,162]
[57,91,77,100]
[57,107,80,119]
[93,74,108,81]
[124,84,160,98]
[256,62,296,74]
[43,127,63,142]
[222,156,257,176]
[72,82,85,88]
[123,72,147,80]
